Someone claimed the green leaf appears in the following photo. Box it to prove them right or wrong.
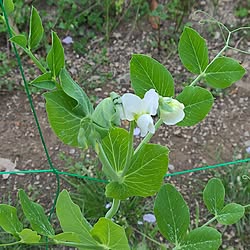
[52,232,83,242]
[18,229,41,243]
[204,57,246,88]
[56,190,99,246]
[217,203,245,225]
[180,226,222,250]
[3,0,14,15]
[106,144,169,199]
[29,72,55,90]
[0,205,23,237]
[154,184,190,244]
[176,86,213,126]
[203,178,225,215]
[130,54,174,98]
[91,218,130,250]
[52,232,102,249]
[101,128,130,173]
[60,68,93,116]
[46,31,64,77]
[44,90,82,147]
[28,6,44,50]
[92,97,120,137]
[44,70,96,148]
[18,189,54,236]
[10,35,27,49]
[178,27,209,74]
[78,117,98,149]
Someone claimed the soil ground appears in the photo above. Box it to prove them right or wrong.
[0,0,249,249]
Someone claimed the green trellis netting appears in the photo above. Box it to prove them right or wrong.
[0,2,250,248]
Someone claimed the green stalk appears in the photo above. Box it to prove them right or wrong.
[54,241,104,249]
[201,216,217,227]
[189,29,231,87]
[133,227,163,247]
[0,11,47,74]
[105,0,110,41]
[134,119,163,154]
[105,199,121,219]
[121,121,135,177]
[23,48,47,73]
[96,142,119,182]
[0,241,20,247]
[0,240,103,249]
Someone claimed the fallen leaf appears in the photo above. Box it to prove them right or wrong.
[0,157,17,179]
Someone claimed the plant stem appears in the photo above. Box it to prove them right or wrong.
[189,19,250,87]
[133,227,163,247]
[189,73,204,87]
[201,216,217,227]
[244,204,250,208]
[23,48,47,73]
[189,29,231,87]
[134,119,163,154]
[125,0,142,41]
[53,240,104,249]
[105,199,121,219]
[121,121,135,177]
[96,142,119,182]
[105,0,110,42]
[0,241,20,247]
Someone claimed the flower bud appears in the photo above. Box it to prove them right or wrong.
[159,97,185,125]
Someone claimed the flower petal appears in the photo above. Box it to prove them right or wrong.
[142,89,159,115]
[160,98,185,125]
[121,93,143,120]
[133,127,141,136]
[143,213,156,223]
[137,114,155,137]
[162,109,185,125]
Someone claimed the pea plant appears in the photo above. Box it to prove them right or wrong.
[0,1,249,249]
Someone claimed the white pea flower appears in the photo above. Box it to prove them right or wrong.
[159,97,185,125]
[120,89,159,137]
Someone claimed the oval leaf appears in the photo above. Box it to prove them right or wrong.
[18,229,41,243]
[52,232,82,242]
[30,72,55,90]
[56,190,99,247]
[178,27,209,74]
[0,204,23,237]
[46,31,65,77]
[176,86,214,126]
[130,54,174,98]
[203,178,225,215]
[31,80,55,90]
[91,218,130,250]
[18,189,54,236]
[60,68,93,116]
[3,0,14,15]
[101,128,130,173]
[180,226,222,250]
[51,232,102,249]
[217,203,245,225]
[204,57,246,88]
[44,90,82,147]
[154,184,190,244]
[106,144,169,199]
[28,6,44,50]
[10,35,27,50]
